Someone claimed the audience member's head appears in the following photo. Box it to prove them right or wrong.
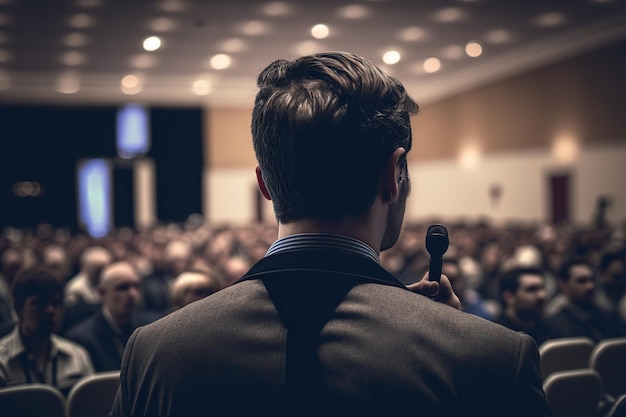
[500,266,546,322]
[221,255,251,287]
[98,262,141,324]
[557,257,596,307]
[599,249,625,293]
[170,270,222,310]
[164,240,192,277]
[1,247,23,285]
[12,266,64,338]
[442,257,465,298]
[80,246,112,287]
[41,244,70,281]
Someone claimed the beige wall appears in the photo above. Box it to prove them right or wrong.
[206,107,255,168]
[206,39,626,168]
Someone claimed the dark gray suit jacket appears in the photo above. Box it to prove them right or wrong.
[110,250,552,416]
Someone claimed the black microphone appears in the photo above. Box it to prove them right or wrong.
[425,224,449,283]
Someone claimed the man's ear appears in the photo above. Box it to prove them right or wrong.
[255,165,272,201]
[382,147,406,203]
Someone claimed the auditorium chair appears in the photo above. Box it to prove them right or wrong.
[66,371,121,417]
[538,337,595,380]
[0,383,66,417]
[590,337,626,398]
[543,369,603,417]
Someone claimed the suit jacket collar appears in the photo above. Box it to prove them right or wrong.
[239,249,408,291]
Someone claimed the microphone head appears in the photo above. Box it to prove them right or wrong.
[425,224,449,258]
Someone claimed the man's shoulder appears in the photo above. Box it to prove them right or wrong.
[64,313,101,338]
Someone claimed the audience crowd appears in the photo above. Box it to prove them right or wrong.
[1,217,625,392]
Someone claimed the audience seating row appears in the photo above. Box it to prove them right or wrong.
[539,337,626,417]
[0,371,120,417]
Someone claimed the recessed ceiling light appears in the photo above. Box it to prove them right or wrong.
[209,54,231,70]
[160,0,186,12]
[69,14,94,29]
[459,143,481,169]
[151,17,176,32]
[532,12,566,28]
[262,2,291,16]
[423,57,441,73]
[552,133,579,163]
[191,79,213,96]
[240,20,269,36]
[433,7,465,23]
[221,38,247,53]
[311,24,329,39]
[143,36,162,52]
[61,51,85,66]
[382,50,401,65]
[338,5,369,19]
[56,73,80,94]
[397,26,426,42]
[293,40,321,56]
[131,54,156,69]
[483,29,513,44]
[64,33,87,47]
[465,41,483,57]
[121,74,143,95]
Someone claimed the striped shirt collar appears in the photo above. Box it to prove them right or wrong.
[265,233,380,264]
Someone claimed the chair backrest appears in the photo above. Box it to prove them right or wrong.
[0,383,66,417]
[590,337,626,397]
[543,369,603,417]
[606,394,626,417]
[66,371,121,417]
[539,337,595,380]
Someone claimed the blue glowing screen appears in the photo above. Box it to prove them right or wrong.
[117,104,149,158]
[78,159,111,238]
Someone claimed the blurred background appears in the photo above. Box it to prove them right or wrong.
[0,0,625,234]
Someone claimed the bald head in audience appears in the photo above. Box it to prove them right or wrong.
[81,246,112,288]
[98,262,142,327]
[170,270,222,310]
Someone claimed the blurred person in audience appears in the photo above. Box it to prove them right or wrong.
[508,244,557,300]
[0,247,23,335]
[65,261,159,372]
[143,240,191,313]
[61,245,112,333]
[476,240,504,301]
[544,256,626,342]
[169,270,222,311]
[221,254,252,287]
[594,249,626,323]
[41,244,71,282]
[110,51,550,417]
[443,257,495,320]
[495,267,552,347]
[0,266,93,395]
[64,245,112,306]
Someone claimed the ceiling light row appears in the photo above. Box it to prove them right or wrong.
[53,73,215,96]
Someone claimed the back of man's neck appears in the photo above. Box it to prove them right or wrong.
[278,218,381,254]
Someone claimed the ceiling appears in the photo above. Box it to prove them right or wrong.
[0,0,625,107]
